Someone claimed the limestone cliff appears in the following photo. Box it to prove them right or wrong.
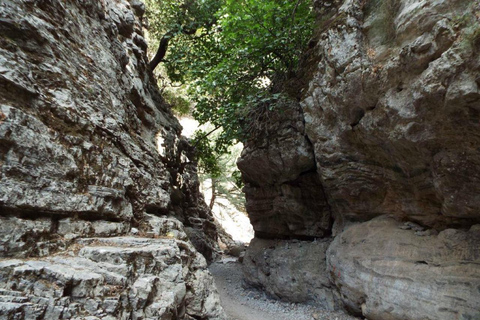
[240,0,480,319]
[0,0,225,318]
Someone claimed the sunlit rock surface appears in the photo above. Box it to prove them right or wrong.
[0,237,224,319]
[0,0,225,318]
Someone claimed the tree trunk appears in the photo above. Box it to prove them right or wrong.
[209,178,216,210]
[148,33,172,72]
[148,27,199,72]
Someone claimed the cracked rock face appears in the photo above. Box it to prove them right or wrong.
[327,216,480,320]
[237,100,332,239]
[239,0,480,318]
[301,0,480,229]
[0,237,225,320]
[0,0,218,259]
[0,0,225,318]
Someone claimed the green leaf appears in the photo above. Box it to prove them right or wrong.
[145,0,315,174]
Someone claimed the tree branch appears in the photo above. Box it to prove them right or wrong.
[148,21,217,72]
[148,31,174,72]
[209,177,216,209]
[193,125,222,147]
[288,0,302,40]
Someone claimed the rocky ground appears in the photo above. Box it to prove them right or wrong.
[209,258,359,320]
[0,234,225,319]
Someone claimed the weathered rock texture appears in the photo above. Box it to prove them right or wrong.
[243,238,336,310]
[0,0,225,318]
[237,101,332,239]
[0,236,224,320]
[239,0,480,318]
[327,215,480,320]
[302,0,480,230]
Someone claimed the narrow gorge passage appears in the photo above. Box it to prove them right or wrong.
[1,0,480,319]
[209,257,359,320]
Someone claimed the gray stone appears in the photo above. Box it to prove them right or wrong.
[298,0,480,229]
[0,216,56,258]
[0,237,226,319]
[0,0,225,318]
[327,216,480,320]
[57,218,93,240]
[129,0,146,17]
[140,213,188,240]
[91,221,130,237]
[239,1,480,319]
[237,101,331,238]
[243,238,337,310]
[0,0,219,261]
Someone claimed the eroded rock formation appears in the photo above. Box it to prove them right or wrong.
[0,0,225,318]
[302,0,480,230]
[243,238,336,310]
[240,0,480,319]
[237,101,332,239]
[327,216,480,320]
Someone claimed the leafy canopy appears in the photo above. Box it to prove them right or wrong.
[145,0,315,175]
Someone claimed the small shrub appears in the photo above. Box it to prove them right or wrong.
[163,89,191,116]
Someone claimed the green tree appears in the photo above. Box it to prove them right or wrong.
[145,0,223,71]
[146,0,315,174]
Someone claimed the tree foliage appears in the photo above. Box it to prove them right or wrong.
[145,0,223,70]
[145,0,315,174]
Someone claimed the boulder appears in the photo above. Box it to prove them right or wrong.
[327,216,480,320]
[243,238,336,310]
[238,100,332,239]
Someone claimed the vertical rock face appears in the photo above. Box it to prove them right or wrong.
[302,0,480,229]
[237,101,332,239]
[239,0,480,318]
[0,0,217,259]
[0,0,225,318]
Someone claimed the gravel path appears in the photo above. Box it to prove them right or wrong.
[209,258,360,320]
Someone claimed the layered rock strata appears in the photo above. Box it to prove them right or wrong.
[240,0,480,319]
[0,235,224,320]
[0,0,224,318]
[327,216,480,320]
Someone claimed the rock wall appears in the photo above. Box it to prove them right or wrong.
[0,0,225,318]
[302,0,480,230]
[237,100,332,239]
[240,0,480,319]
[327,216,480,320]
